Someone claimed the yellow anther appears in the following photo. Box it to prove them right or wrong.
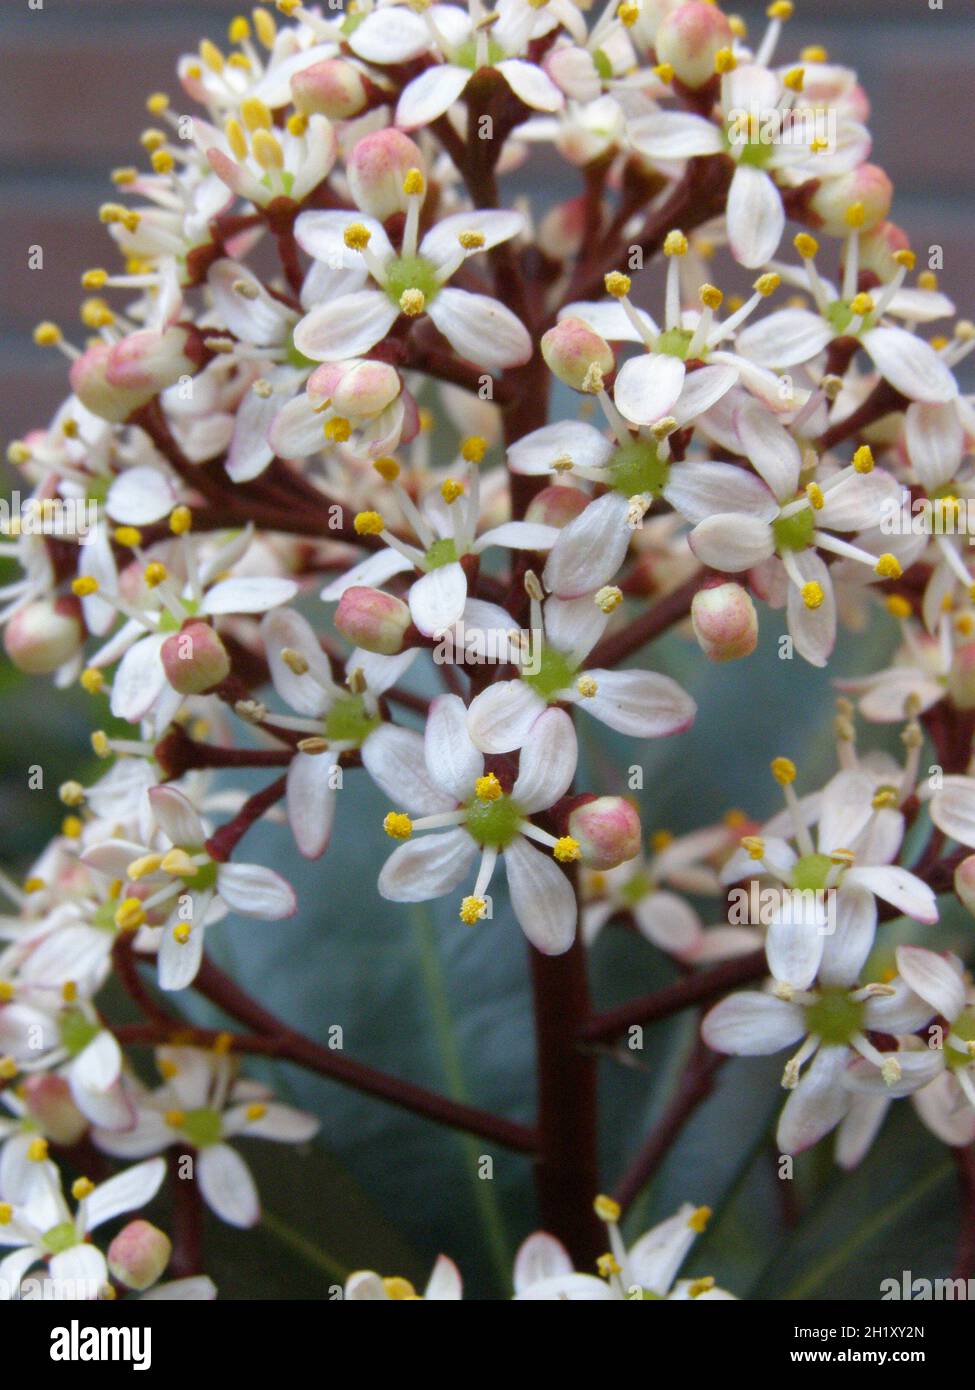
[72,1177,95,1201]
[276,0,302,15]
[783,67,804,92]
[792,236,819,267]
[399,288,425,317]
[253,7,277,48]
[872,787,898,811]
[554,836,582,863]
[33,322,63,347]
[874,553,902,580]
[61,816,83,840]
[930,335,950,352]
[199,39,225,72]
[383,812,413,840]
[371,458,399,485]
[893,249,916,271]
[883,594,910,621]
[81,668,105,695]
[115,898,147,932]
[113,526,143,549]
[653,61,674,83]
[594,585,623,614]
[225,118,249,161]
[459,896,487,925]
[383,1277,418,1299]
[143,561,167,588]
[158,1058,179,1080]
[805,482,824,510]
[0,1202,12,1224]
[343,222,372,250]
[91,730,111,758]
[245,1102,267,1122]
[146,92,170,115]
[229,16,251,42]
[754,272,780,297]
[700,283,723,311]
[594,1194,621,1223]
[280,647,310,676]
[844,202,866,229]
[6,440,31,466]
[617,1,639,25]
[164,1109,186,1128]
[160,849,199,877]
[440,478,464,504]
[287,113,309,136]
[850,291,874,317]
[0,1057,17,1081]
[58,780,85,809]
[688,1276,716,1297]
[801,581,825,610]
[172,923,192,945]
[458,231,486,250]
[324,417,352,443]
[169,505,193,535]
[852,445,874,474]
[0,982,13,1003]
[241,97,273,131]
[461,435,488,464]
[27,1138,49,1162]
[81,268,109,290]
[252,129,284,171]
[766,1,793,18]
[475,773,503,802]
[801,45,828,62]
[576,675,598,698]
[917,270,939,291]
[714,47,737,74]
[402,168,425,197]
[150,149,175,176]
[741,835,765,860]
[71,576,99,599]
[771,756,797,785]
[688,1204,712,1233]
[728,15,748,38]
[354,510,385,536]
[663,230,689,257]
[597,1253,622,1278]
[605,271,632,299]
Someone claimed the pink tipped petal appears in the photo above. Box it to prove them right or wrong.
[198,1143,260,1228]
[409,561,468,637]
[378,828,477,902]
[216,863,297,919]
[293,291,399,362]
[776,1045,850,1154]
[727,164,785,269]
[702,992,806,1055]
[425,693,483,799]
[689,513,775,572]
[466,680,547,755]
[736,308,834,369]
[844,865,937,925]
[149,784,206,848]
[504,835,576,955]
[542,492,630,598]
[894,946,965,1020]
[581,668,696,738]
[511,707,578,812]
[663,461,778,525]
[427,288,532,371]
[396,64,471,129]
[362,725,455,816]
[85,1158,166,1231]
[861,326,958,404]
[613,353,686,427]
[513,1232,574,1292]
[286,751,337,859]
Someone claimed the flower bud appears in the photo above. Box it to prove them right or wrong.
[541,317,614,392]
[808,163,892,237]
[108,1220,172,1291]
[22,1074,87,1147]
[4,598,83,675]
[309,359,400,421]
[568,796,642,869]
[537,196,587,262]
[105,326,198,395]
[525,486,590,529]
[948,643,975,710]
[856,221,911,282]
[160,621,231,694]
[292,59,368,120]
[655,2,733,89]
[956,855,975,917]
[691,583,758,662]
[335,586,412,655]
[69,342,157,423]
[347,130,425,221]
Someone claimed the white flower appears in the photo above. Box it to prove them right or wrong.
[378,695,580,954]
[345,1254,463,1300]
[92,1046,319,1230]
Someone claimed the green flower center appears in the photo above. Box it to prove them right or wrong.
[824,299,876,336]
[946,1008,975,1070]
[324,694,380,746]
[180,1106,223,1149]
[523,647,577,701]
[424,537,459,571]
[772,506,815,553]
[44,1222,78,1255]
[804,988,864,1046]
[655,327,695,359]
[190,858,219,892]
[608,440,670,498]
[59,1008,99,1058]
[157,597,200,634]
[593,48,613,80]
[790,852,833,892]
[464,793,524,848]
[620,871,653,906]
[384,254,441,308]
[454,37,506,70]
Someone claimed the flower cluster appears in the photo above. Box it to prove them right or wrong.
[2,0,974,1299]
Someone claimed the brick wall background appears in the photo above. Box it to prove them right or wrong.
[1,0,972,441]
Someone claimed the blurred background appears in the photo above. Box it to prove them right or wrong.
[1,0,973,1298]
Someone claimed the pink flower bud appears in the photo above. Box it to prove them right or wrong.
[335,586,412,654]
[69,342,156,423]
[347,130,425,221]
[568,796,642,869]
[537,196,587,261]
[949,643,975,710]
[161,621,231,695]
[525,486,590,529]
[4,598,83,675]
[108,1220,172,1291]
[856,220,911,282]
[292,59,369,119]
[22,1074,87,1147]
[655,1,733,89]
[541,317,614,392]
[956,855,975,917]
[309,360,401,421]
[691,583,758,662]
[105,326,198,394]
[809,163,892,236]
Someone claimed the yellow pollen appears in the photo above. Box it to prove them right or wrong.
[475,773,503,802]
[399,288,425,317]
[663,230,688,257]
[459,896,487,925]
[604,271,632,299]
[126,852,164,881]
[714,47,737,74]
[62,979,78,1005]
[597,1253,622,1278]
[354,510,385,536]
[71,574,98,599]
[161,849,198,877]
[23,876,46,894]
[850,291,874,317]
[594,585,623,614]
[805,482,824,509]
[874,553,902,580]
[0,1202,11,1225]
[872,787,898,810]
[461,435,488,464]
[253,7,277,48]
[383,1277,418,1299]
[617,1,639,25]
[165,1109,186,1128]
[653,62,674,83]
[384,812,413,840]
[0,1057,17,1081]
[225,118,248,161]
[113,526,143,548]
[917,270,938,291]
[61,816,83,840]
[801,45,828,62]
[458,231,486,250]
[767,1,793,18]
[884,594,912,620]
[700,283,723,311]
[91,730,111,757]
[147,92,170,115]
[688,1204,712,1232]
[158,1059,179,1079]
[783,67,804,92]
[741,835,765,860]
[688,1276,716,1297]
[844,202,866,229]
[650,829,673,852]
[754,273,780,297]
[172,923,192,945]
[143,561,167,588]
[288,113,309,136]
[229,16,251,43]
[324,417,352,443]
[252,129,284,172]
[59,780,85,807]
[33,322,63,347]
[200,39,225,72]
[241,97,272,132]
[801,581,825,610]
[794,232,819,259]
[554,836,581,863]
[81,268,108,290]
[373,457,400,482]
[894,249,916,270]
[27,1138,49,1162]
[440,479,464,504]
[150,149,175,176]
[72,1177,95,1201]
[771,756,797,785]
[0,983,13,1003]
[594,1194,621,1223]
[343,222,372,250]
[280,647,310,676]
[115,898,147,932]
[852,445,874,474]
[402,168,425,197]
[576,675,598,698]
[245,1102,267,1122]
[169,505,193,535]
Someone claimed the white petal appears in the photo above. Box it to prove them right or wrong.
[701,992,806,1054]
[905,401,963,492]
[835,1094,890,1170]
[149,784,205,847]
[466,681,547,754]
[223,1101,318,1143]
[74,1030,122,1093]
[424,1254,464,1300]
[197,1143,260,1228]
[286,752,337,859]
[913,1071,975,1147]
[543,593,608,662]
[48,1244,107,1296]
[663,460,777,525]
[110,634,167,723]
[511,707,577,812]
[894,946,965,1020]
[427,288,532,371]
[613,353,686,427]
[542,492,629,598]
[496,58,565,112]
[474,521,559,552]
[93,1107,171,1158]
[776,1045,850,1154]
[861,326,958,404]
[293,291,399,362]
[106,466,177,525]
[931,776,975,848]
[262,607,333,717]
[217,863,296,919]
[207,258,289,345]
[409,561,468,637]
[844,865,937,924]
[425,693,483,798]
[633,891,703,958]
[582,668,696,738]
[559,298,655,343]
[766,913,824,990]
[421,210,524,268]
[688,513,775,571]
[158,918,206,991]
[818,887,876,988]
[378,828,477,902]
[201,575,298,615]
[513,1232,573,1292]
[86,1157,166,1230]
[726,164,785,269]
[672,363,738,425]
[785,551,835,668]
[293,209,391,276]
[362,725,455,816]
[734,396,801,501]
[508,420,612,477]
[736,308,834,369]
[628,110,725,159]
[321,547,414,602]
[396,64,470,128]
[504,835,576,955]
[627,1205,700,1296]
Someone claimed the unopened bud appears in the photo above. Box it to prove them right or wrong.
[655,1,734,89]
[107,1220,173,1291]
[160,621,231,695]
[691,583,758,663]
[105,326,198,395]
[568,796,642,869]
[541,317,614,392]
[809,163,892,237]
[291,59,368,119]
[4,598,83,675]
[22,1074,87,1147]
[69,342,156,423]
[347,130,425,221]
[335,586,412,655]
